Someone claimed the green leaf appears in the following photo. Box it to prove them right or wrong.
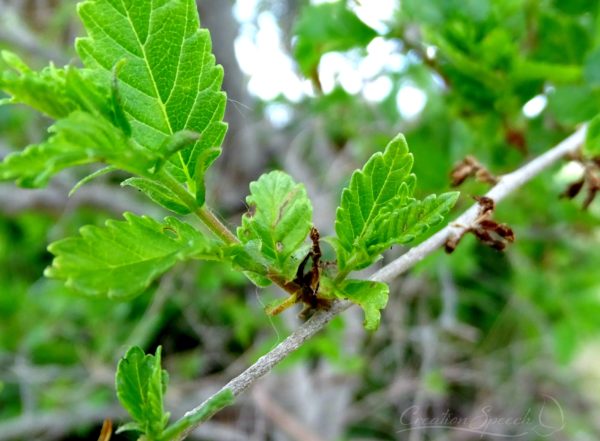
[584,114,600,157]
[225,241,273,287]
[0,110,202,188]
[115,346,169,439]
[334,134,458,271]
[237,171,313,282]
[76,0,227,200]
[325,278,389,330]
[122,177,192,215]
[293,1,377,77]
[45,213,219,298]
[334,134,415,270]
[371,192,460,253]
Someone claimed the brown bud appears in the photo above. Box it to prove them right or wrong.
[560,178,585,200]
[473,195,495,214]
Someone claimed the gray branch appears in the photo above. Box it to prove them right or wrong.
[177,125,587,438]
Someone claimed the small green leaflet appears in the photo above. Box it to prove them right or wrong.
[237,171,313,283]
[334,134,458,271]
[115,346,169,438]
[76,0,227,199]
[334,134,414,269]
[372,193,459,253]
[45,213,219,298]
[321,277,389,330]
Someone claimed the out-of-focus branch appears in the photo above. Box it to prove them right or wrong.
[174,125,587,438]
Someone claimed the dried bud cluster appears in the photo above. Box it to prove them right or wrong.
[445,196,515,253]
[450,156,498,187]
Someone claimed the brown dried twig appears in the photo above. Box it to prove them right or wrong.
[445,196,515,253]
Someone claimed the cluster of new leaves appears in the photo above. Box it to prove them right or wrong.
[323,134,458,329]
[0,0,459,437]
[334,134,459,272]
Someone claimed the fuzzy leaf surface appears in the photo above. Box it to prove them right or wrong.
[46,213,219,298]
[116,346,169,438]
[237,171,313,282]
[76,0,227,197]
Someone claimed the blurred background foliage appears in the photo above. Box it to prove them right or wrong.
[1,0,600,440]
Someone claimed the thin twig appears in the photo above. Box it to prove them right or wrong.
[175,125,587,439]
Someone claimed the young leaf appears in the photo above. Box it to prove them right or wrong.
[334,134,458,271]
[237,171,313,282]
[76,0,227,199]
[115,346,169,438]
[334,134,415,270]
[225,240,273,287]
[0,111,154,188]
[371,192,460,254]
[322,278,389,331]
[45,213,220,298]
